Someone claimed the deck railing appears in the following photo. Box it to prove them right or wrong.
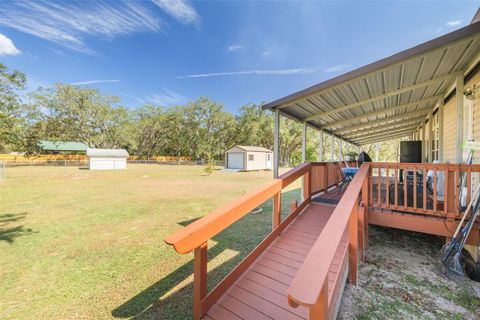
[287,163,370,319]
[165,161,346,319]
[370,162,480,218]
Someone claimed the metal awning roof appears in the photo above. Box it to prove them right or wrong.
[263,19,480,145]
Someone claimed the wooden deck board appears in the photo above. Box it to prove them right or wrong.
[203,204,348,320]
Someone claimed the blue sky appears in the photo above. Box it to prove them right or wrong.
[0,0,479,113]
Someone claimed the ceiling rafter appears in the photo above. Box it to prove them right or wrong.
[343,120,422,139]
[323,95,441,130]
[338,113,428,135]
[303,72,459,122]
[354,129,415,144]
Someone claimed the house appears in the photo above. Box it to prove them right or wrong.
[165,9,480,320]
[225,146,273,171]
[87,148,129,170]
[38,140,88,154]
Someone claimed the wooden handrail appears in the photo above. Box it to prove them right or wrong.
[287,163,370,310]
[165,162,312,254]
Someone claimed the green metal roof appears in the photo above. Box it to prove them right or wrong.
[38,140,89,152]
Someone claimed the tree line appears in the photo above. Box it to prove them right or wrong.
[1,63,399,165]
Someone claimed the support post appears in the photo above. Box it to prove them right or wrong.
[302,122,307,163]
[274,109,280,178]
[375,143,379,162]
[429,112,434,162]
[362,177,369,249]
[194,242,208,320]
[331,135,335,161]
[339,139,343,160]
[422,124,426,162]
[456,74,464,164]
[272,192,281,230]
[348,205,358,285]
[319,130,324,162]
[358,206,365,262]
[301,122,307,201]
[308,281,328,320]
[439,99,444,162]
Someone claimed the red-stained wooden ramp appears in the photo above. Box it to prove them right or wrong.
[202,203,348,320]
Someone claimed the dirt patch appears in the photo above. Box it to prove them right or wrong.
[338,226,480,320]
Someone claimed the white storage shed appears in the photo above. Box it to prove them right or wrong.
[87,148,129,170]
[225,146,273,171]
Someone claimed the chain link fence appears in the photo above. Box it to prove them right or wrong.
[0,159,226,180]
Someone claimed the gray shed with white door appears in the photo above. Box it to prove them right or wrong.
[87,148,129,170]
[225,146,273,171]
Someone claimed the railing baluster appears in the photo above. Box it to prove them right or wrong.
[385,167,390,209]
[394,166,398,209]
[272,192,281,230]
[433,169,437,212]
[422,167,427,212]
[403,168,407,210]
[413,167,417,210]
[467,168,472,209]
[455,167,460,215]
[377,167,381,207]
[304,170,311,202]
[369,166,373,205]
[194,242,208,320]
[444,169,449,216]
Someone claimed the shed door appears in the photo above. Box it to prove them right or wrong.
[227,153,244,169]
[265,153,272,169]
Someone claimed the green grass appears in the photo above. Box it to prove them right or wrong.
[0,164,300,319]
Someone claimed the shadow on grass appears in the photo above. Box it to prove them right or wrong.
[0,212,36,243]
[112,188,300,319]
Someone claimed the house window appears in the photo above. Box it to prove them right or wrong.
[267,154,271,161]
[248,154,254,161]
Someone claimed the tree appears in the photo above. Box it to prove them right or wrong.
[0,63,33,152]
[31,84,134,150]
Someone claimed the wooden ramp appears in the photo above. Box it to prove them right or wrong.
[203,204,349,320]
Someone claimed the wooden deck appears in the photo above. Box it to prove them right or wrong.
[202,203,348,320]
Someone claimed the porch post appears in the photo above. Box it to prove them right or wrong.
[339,139,343,160]
[274,109,280,178]
[456,74,464,164]
[301,122,307,201]
[438,99,444,162]
[375,143,379,162]
[422,124,426,162]
[331,135,335,161]
[302,122,307,162]
[428,111,433,163]
[319,130,324,162]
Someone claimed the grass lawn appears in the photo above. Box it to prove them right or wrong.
[0,164,300,319]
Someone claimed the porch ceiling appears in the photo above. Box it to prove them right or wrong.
[263,20,480,146]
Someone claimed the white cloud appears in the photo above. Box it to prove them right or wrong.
[0,0,200,53]
[148,88,191,106]
[324,64,351,73]
[152,0,200,26]
[446,20,462,27]
[0,33,21,56]
[176,67,320,78]
[228,44,245,51]
[71,79,120,85]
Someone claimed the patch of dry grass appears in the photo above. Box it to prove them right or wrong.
[0,164,300,319]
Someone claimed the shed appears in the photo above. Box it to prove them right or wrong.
[87,148,129,170]
[225,146,273,171]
